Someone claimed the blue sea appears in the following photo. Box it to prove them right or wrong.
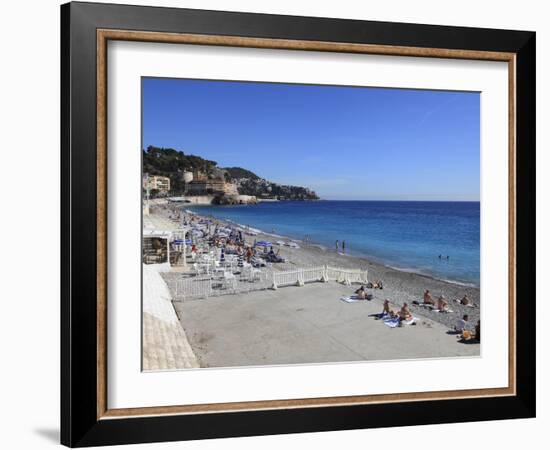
[188,201,480,286]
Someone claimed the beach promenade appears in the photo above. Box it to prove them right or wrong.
[143,263,199,370]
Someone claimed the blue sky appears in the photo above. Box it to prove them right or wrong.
[142,78,480,201]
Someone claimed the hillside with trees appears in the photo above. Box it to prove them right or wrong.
[143,145,319,200]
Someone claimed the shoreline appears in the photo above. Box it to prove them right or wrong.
[184,205,480,289]
[156,203,480,331]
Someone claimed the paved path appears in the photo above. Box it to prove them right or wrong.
[174,282,479,368]
[142,263,199,371]
[143,212,178,231]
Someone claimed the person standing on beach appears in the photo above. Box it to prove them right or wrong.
[246,246,254,264]
[335,240,339,252]
[342,240,346,253]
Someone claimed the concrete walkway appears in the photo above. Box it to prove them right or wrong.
[173,282,479,368]
[142,263,199,371]
[143,212,178,231]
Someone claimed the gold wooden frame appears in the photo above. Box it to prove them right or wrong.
[96,29,516,420]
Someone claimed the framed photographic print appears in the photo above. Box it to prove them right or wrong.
[61,1,536,447]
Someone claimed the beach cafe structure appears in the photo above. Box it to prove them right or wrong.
[143,227,191,267]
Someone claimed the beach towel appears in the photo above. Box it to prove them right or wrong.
[340,296,364,303]
[383,317,418,328]
[383,317,400,328]
[418,303,435,309]
[402,317,418,326]
[432,309,454,313]
[369,312,389,319]
[453,299,476,308]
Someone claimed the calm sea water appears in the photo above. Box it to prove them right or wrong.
[188,201,480,286]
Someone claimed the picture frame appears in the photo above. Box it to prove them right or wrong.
[61,1,536,447]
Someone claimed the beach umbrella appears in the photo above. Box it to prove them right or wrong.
[256,240,272,247]
[173,239,192,245]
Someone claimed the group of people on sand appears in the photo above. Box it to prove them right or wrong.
[454,314,481,343]
[353,280,385,300]
[380,299,414,322]
[378,297,480,339]
[421,289,451,311]
[419,289,475,311]
[335,240,346,253]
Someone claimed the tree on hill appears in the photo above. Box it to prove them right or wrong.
[142,145,319,199]
[222,167,260,180]
[143,145,218,192]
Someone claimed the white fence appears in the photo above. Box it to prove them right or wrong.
[175,277,212,299]
[271,266,368,289]
[173,265,368,300]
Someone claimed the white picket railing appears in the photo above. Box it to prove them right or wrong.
[272,269,301,288]
[302,266,325,283]
[271,265,367,289]
[175,277,212,299]
[173,265,368,300]
[325,266,343,281]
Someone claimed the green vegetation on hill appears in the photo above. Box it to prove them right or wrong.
[222,167,260,181]
[143,145,319,200]
[143,145,218,192]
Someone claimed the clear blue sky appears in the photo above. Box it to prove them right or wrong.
[142,78,480,201]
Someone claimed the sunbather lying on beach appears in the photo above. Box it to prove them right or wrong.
[367,280,384,289]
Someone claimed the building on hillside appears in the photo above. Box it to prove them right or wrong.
[186,179,238,196]
[144,175,171,192]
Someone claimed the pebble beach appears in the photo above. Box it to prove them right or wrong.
[156,201,480,333]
